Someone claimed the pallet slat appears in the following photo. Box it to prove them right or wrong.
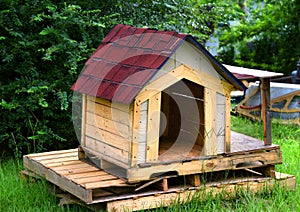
[22,148,295,210]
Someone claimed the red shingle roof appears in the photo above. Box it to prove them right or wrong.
[72,24,246,104]
[72,24,187,104]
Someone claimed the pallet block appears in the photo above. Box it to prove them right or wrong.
[22,148,295,211]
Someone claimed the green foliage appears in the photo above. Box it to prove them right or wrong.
[0,0,117,157]
[217,0,300,74]
[0,0,234,157]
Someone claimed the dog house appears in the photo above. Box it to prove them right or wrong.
[72,24,247,182]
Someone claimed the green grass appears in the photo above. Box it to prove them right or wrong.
[0,116,299,211]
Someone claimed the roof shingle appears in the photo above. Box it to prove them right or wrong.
[72,24,246,104]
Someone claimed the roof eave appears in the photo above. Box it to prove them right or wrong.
[185,36,247,91]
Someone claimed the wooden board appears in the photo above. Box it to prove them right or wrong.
[81,130,282,183]
[22,149,295,211]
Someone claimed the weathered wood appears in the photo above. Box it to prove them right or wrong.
[81,94,87,146]
[106,172,295,211]
[261,78,272,145]
[135,65,185,105]
[186,174,201,187]
[262,165,276,178]
[86,111,130,139]
[146,93,161,162]
[86,98,131,126]
[23,152,93,203]
[203,88,217,156]
[85,124,129,151]
[84,136,128,165]
[137,101,148,164]
[225,92,231,153]
[216,93,226,154]
[131,101,140,166]
[87,95,130,113]
[22,148,293,210]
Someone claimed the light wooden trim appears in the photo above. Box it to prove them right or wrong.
[135,65,186,105]
[131,101,140,166]
[146,92,161,162]
[203,88,217,156]
[161,91,170,137]
[81,94,87,147]
[225,92,231,153]
[183,66,225,94]
[136,64,228,105]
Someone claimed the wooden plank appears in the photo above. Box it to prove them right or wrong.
[146,93,161,162]
[137,101,148,164]
[74,174,118,184]
[38,156,79,165]
[135,65,185,104]
[57,166,100,176]
[216,93,226,154]
[224,64,283,78]
[203,88,217,156]
[66,171,108,179]
[231,131,278,153]
[87,95,130,113]
[86,112,130,139]
[183,65,225,94]
[225,92,231,153]
[23,154,93,203]
[85,124,129,151]
[26,149,77,158]
[84,179,127,190]
[81,94,87,146]
[126,148,282,182]
[82,145,129,170]
[51,162,92,171]
[85,136,129,165]
[46,160,82,168]
[260,78,272,145]
[86,99,131,126]
[45,169,93,203]
[106,173,295,211]
[31,152,77,161]
[131,101,140,166]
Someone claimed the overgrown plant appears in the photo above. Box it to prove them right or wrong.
[0,0,241,157]
[217,0,300,74]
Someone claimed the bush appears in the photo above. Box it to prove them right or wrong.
[0,0,233,157]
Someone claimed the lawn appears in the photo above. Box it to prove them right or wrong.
[0,116,299,211]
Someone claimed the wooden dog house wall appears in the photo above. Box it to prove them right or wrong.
[72,24,246,182]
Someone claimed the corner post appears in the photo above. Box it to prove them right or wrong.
[260,77,272,145]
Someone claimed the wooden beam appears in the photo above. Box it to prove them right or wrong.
[260,78,272,145]
[131,101,140,166]
[81,94,87,146]
[146,93,161,162]
[203,88,217,156]
[225,92,231,153]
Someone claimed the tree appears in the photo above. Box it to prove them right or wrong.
[0,0,235,157]
[217,0,300,74]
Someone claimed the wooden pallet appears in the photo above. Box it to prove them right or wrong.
[22,148,295,211]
